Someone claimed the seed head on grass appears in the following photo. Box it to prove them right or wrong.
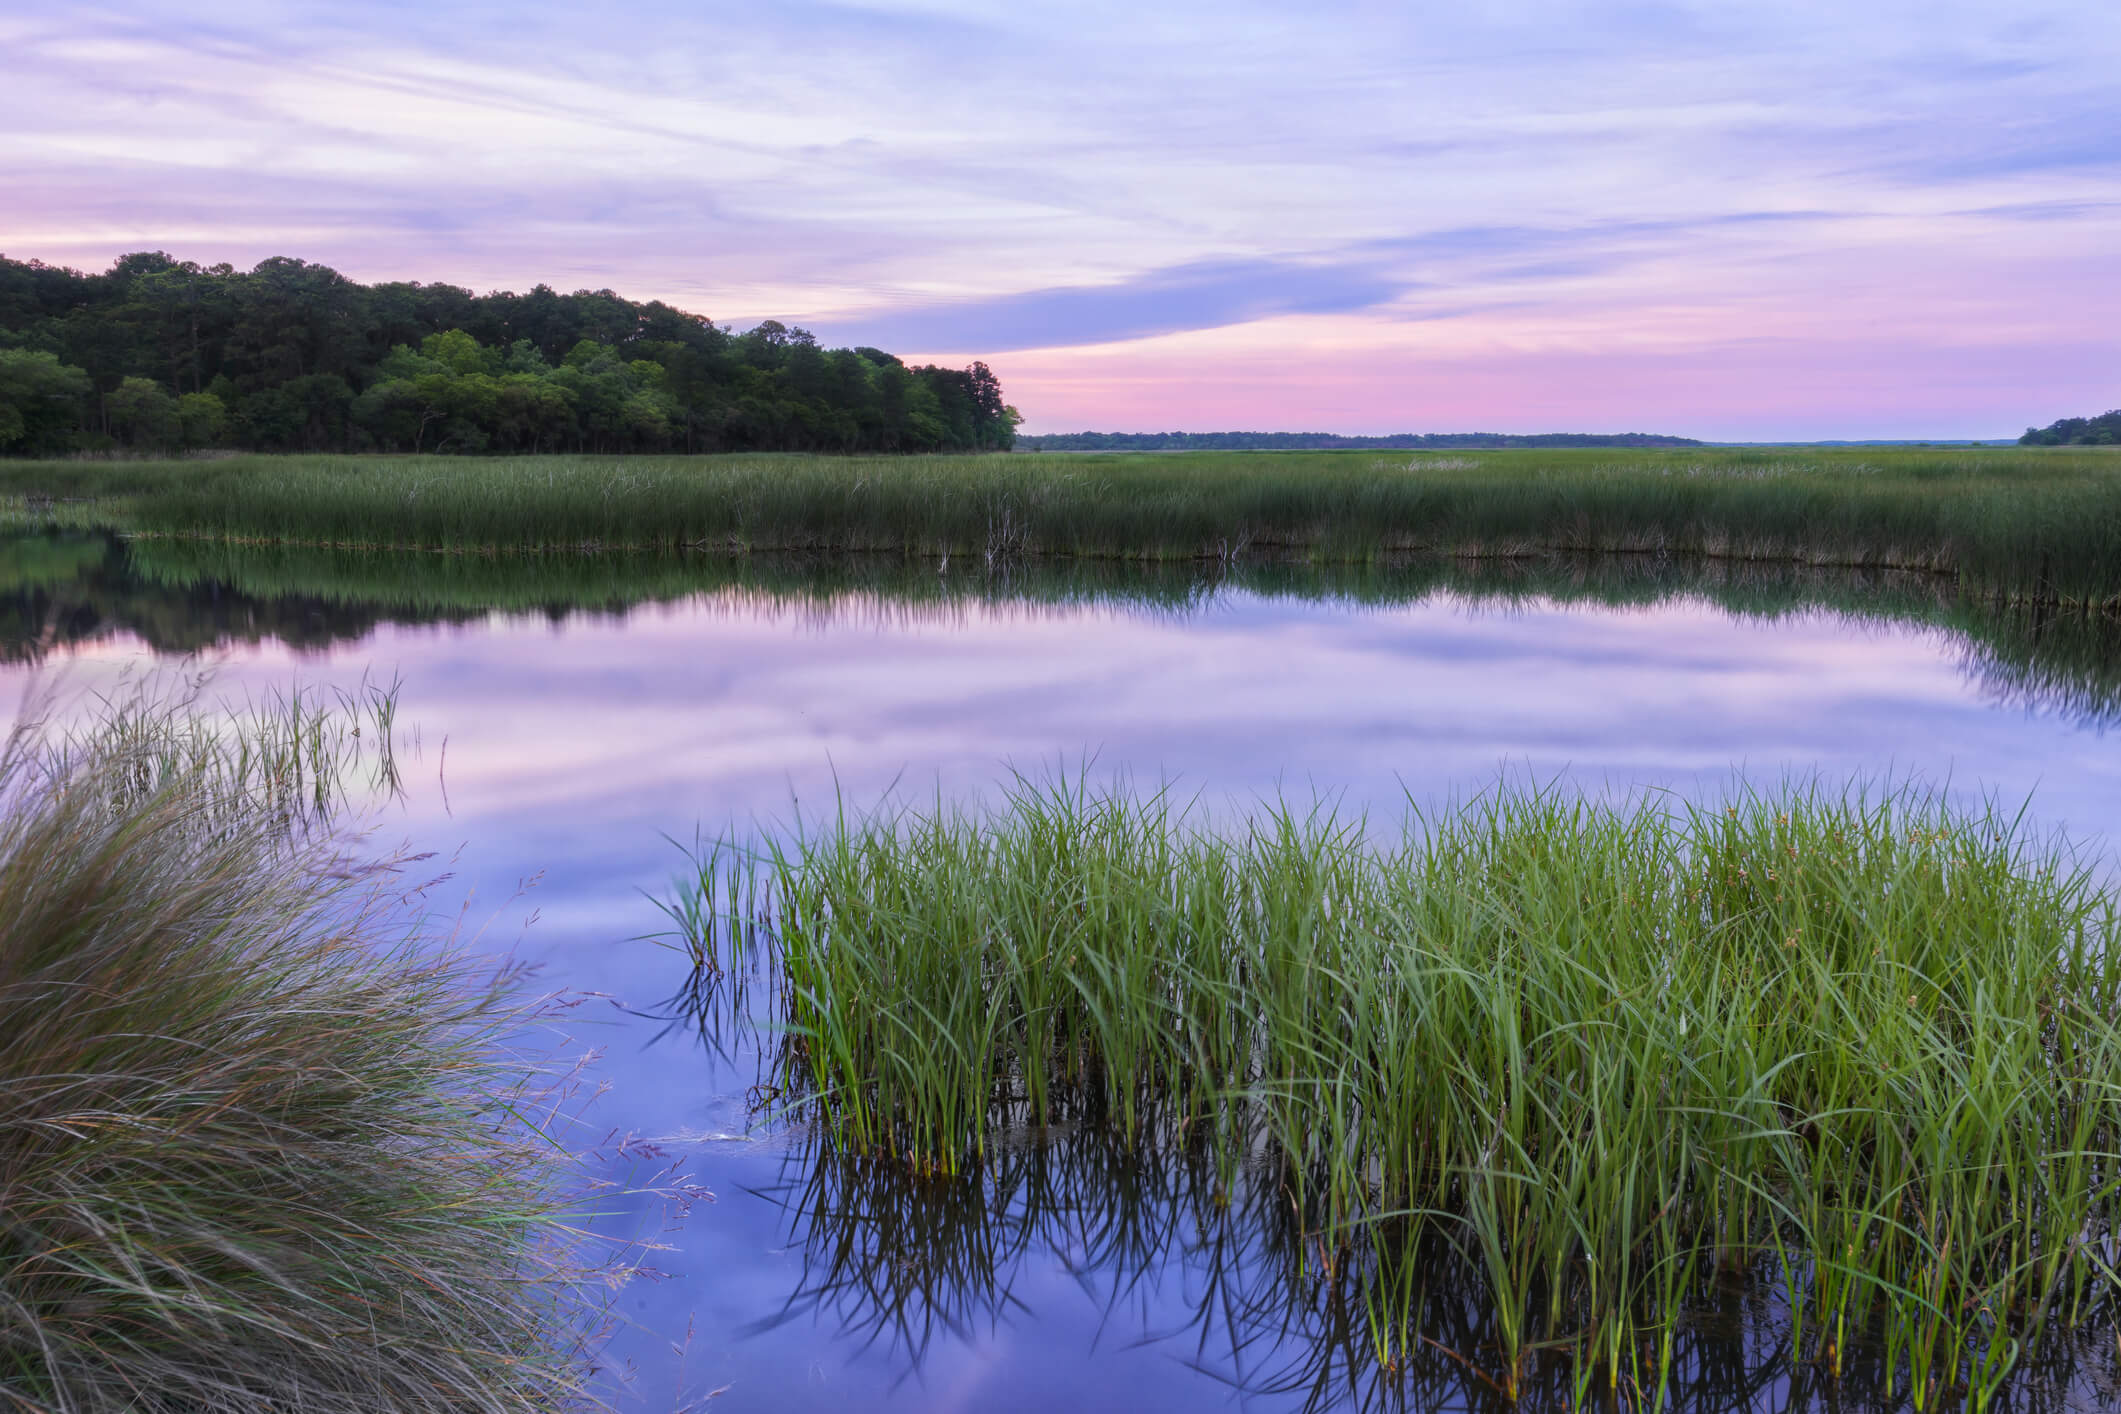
[0,702,601,1412]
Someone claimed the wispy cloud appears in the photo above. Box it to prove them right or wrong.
[3,0,2118,435]
[821,256,1407,351]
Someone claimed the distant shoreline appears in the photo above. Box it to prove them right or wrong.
[1017,431,1700,451]
[1016,432,2021,451]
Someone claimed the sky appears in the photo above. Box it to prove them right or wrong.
[3,1,2118,439]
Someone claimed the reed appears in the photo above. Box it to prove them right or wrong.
[675,775,2121,1404]
[5,445,2121,606]
[0,695,603,1412]
[26,674,409,824]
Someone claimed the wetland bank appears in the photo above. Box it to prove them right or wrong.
[5,447,2121,1412]
[5,445,2121,608]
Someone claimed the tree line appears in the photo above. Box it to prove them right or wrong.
[0,253,1018,456]
[1017,430,1701,452]
[2020,411,2120,446]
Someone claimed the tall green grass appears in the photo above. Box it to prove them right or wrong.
[0,696,604,1411]
[5,446,2121,605]
[677,776,2121,1406]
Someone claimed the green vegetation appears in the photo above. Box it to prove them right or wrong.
[0,252,1016,454]
[677,777,2121,1405]
[4,444,2121,608]
[2021,409,2120,446]
[0,694,604,1410]
[0,351,92,455]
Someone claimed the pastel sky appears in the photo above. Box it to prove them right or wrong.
[4,1,2118,438]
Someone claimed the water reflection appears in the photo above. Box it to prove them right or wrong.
[10,526,2121,1409]
[663,954,2121,1414]
[5,529,2121,731]
[735,1103,2116,1413]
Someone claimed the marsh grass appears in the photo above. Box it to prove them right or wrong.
[24,672,410,825]
[5,445,2121,606]
[675,776,2121,1406]
[0,695,611,1411]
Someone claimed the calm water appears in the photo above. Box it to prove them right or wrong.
[7,535,2121,1411]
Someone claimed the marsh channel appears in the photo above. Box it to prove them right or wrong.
[7,528,2121,1413]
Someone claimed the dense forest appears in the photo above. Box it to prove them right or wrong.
[1018,430,1701,451]
[0,253,1017,456]
[2020,410,2120,446]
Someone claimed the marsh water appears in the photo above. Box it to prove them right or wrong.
[8,531,2121,1412]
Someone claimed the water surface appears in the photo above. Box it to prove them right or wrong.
[7,534,2120,1411]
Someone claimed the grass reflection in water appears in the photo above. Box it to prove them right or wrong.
[667,778,2121,1411]
[729,1111,2121,1413]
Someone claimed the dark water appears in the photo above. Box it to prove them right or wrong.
[7,531,2121,1411]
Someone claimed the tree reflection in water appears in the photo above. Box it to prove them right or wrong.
[6,529,2121,732]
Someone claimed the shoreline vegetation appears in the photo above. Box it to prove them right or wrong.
[674,775,2121,1406]
[3,444,2121,608]
[0,692,617,1411]
[2020,409,2120,447]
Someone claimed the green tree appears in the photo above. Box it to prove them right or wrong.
[107,377,178,450]
[0,349,90,453]
[0,252,1019,455]
[2021,410,2121,446]
[420,328,497,377]
[174,391,229,449]
[237,374,353,451]
[491,375,574,452]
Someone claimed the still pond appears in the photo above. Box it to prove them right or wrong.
[6,534,2120,1412]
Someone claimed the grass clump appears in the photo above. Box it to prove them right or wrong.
[0,699,597,1411]
[682,776,2121,1405]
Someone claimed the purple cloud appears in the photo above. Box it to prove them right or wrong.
[3,1,2118,434]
